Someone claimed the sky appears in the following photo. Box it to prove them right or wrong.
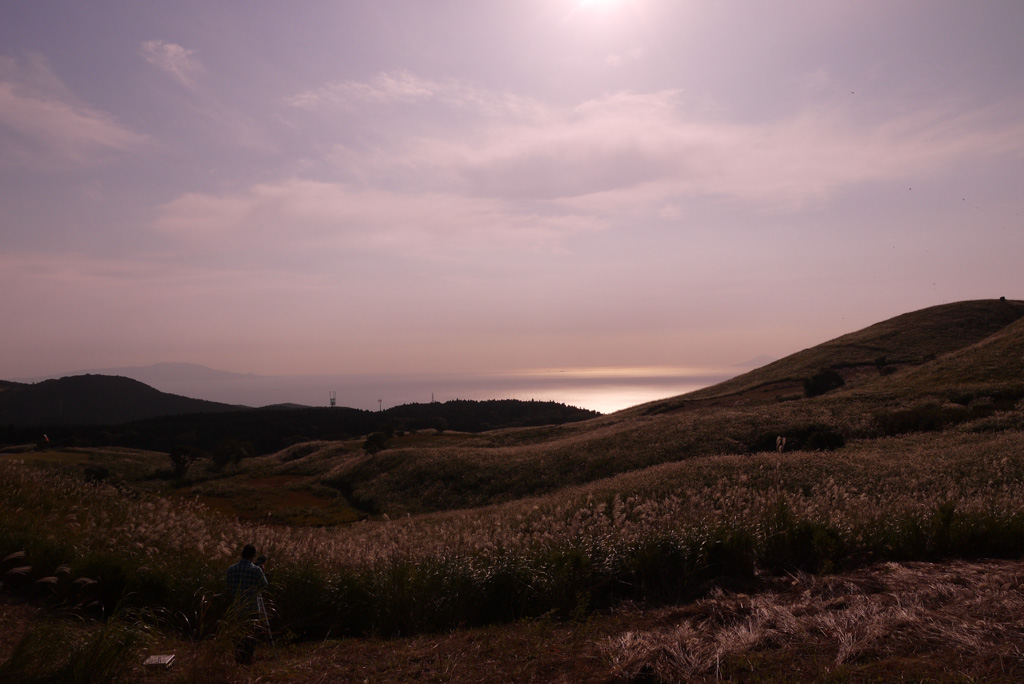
[2,0,1024,386]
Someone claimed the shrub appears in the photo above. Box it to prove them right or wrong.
[211,438,254,471]
[362,432,390,455]
[803,369,845,398]
[803,427,845,451]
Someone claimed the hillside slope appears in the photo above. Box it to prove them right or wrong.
[643,298,1024,411]
[312,298,1024,514]
[891,313,1024,390]
[0,375,243,426]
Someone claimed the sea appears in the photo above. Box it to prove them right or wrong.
[143,367,739,414]
[16,364,748,414]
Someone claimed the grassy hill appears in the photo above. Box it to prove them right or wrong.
[4,298,1024,681]
[293,299,1024,514]
[664,298,1024,406]
[893,312,1024,390]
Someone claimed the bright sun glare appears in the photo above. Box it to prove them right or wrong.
[564,0,633,25]
[578,0,627,10]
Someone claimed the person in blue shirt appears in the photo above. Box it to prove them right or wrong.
[226,544,268,664]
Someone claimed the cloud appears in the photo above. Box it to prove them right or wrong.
[291,72,1024,213]
[605,47,645,67]
[0,54,149,165]
[140,40,204,89]
[153,72,1024,266]
[152,179,603,261]
[289,70,439,109]
[288,70,544,120]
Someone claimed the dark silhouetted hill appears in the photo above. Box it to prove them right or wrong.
[0,377,600,453]
[0,375,244,426]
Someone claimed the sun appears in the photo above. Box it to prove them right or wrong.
[563,0,635,24]
[578,0,625,8]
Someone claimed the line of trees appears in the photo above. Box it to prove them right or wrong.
[2,399,600,458]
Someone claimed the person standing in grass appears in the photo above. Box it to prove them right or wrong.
[226,544,268,664]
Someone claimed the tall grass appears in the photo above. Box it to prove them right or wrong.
[0,612,149,683]
[604,559,1024,681]
[4,426,1024,640]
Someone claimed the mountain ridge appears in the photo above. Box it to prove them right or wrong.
[0,374,245,426]
[14,361,261,385]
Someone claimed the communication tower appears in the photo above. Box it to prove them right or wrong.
[330,391,336,408]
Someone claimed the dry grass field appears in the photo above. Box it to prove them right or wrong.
[3,299,1024,682]
[5,559,1024,682]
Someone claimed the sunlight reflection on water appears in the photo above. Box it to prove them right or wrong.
[419,374,733,411]
[468,367,736,413]
[437,382,717,414]
[152,367,738,414]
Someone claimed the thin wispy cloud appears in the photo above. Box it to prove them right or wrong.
[605,47,644,68]
[289,70,439,109]
[140,40,204,89]
[0,55,149,165]
[150,71,1024,271]
[293,72,1024,212]
[152,179,603,261]
[288,70,544,120]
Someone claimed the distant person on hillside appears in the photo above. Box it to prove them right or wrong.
[226,543,268,664]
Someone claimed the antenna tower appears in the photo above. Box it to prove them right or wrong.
[329,391,336,408]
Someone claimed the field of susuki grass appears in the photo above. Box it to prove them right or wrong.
[5,424,1024,641]
[3,299,1024,681]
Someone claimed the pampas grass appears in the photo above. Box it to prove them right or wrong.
[5,425,1024,638]
[604,560,1024,681]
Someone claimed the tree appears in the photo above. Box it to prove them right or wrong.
[169,446,201,478]
[431,416,448,434]
[212,438,254,472]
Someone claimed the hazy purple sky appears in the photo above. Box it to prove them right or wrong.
[2,1,1023,379]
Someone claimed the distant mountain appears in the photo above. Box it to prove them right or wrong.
[0,374,245,427]
[17,362,260,385]
[14,363,356,409]
[12,362,283,408]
